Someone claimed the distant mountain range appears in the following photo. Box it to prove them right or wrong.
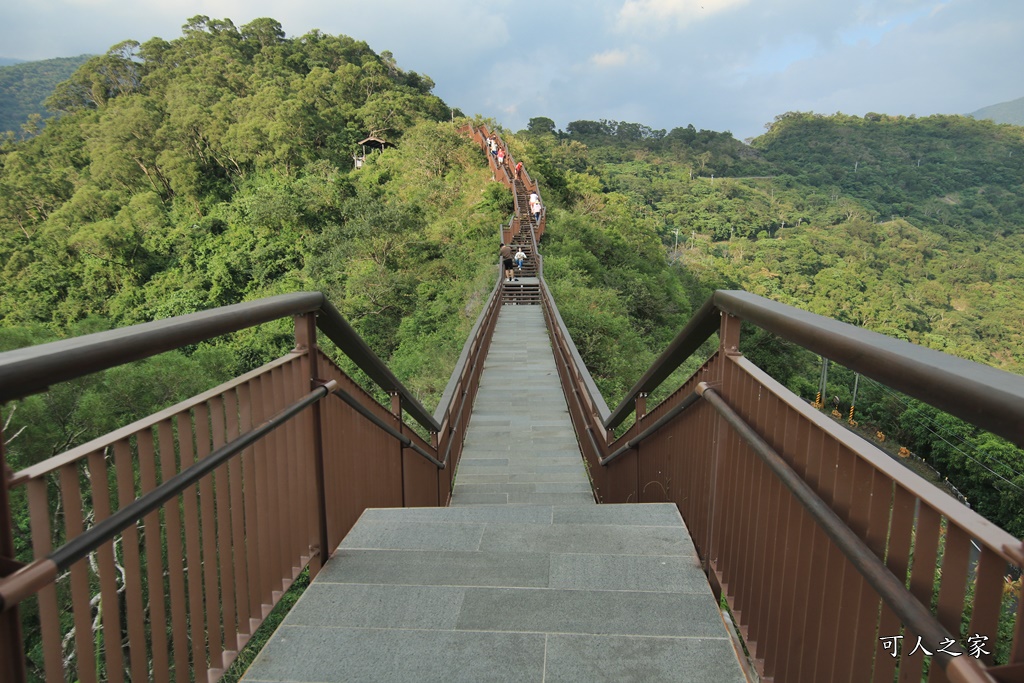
[970,96,1024,126]
[0,55,92,134]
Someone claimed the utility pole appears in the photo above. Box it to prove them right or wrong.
[815,357,829,408]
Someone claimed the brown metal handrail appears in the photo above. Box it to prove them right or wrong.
[0,282,509,683]
[606,290,1024,448]
[696,381,988,680]
[0,292,440,434]
[538,284,1024,682]
[599,389,701,466]
[330,387,444,468]
[0,381,337,614]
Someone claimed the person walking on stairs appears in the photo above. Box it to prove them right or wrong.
[514,246,526,272]
[500,242,517,282]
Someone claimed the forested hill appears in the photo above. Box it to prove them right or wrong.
[0,55,92,135]
[0,17,515,475]
[510,112,1024,535]
[753,111,1024,238]
[971,96,1024,127]
[517,113,1024,373]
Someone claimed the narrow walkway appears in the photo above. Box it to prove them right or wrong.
[240,304,748,682]
[450,306,594,506]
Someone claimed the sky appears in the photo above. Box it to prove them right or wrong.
[3,0,1023,141]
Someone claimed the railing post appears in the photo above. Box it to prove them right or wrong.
[0,433,28,683]
[391,393,405,507]
[720,312,742,357]
[294,313,330,575]
[632,392,647,502]
[704,311,742,592]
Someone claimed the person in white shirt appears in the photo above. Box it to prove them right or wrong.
[514,247,526,271]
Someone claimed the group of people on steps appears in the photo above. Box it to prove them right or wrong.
[488,132,539,282]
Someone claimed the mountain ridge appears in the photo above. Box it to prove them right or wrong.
[970,95,1024,126]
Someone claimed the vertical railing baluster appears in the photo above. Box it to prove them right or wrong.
[774,405,806,683]
[268,366,289,585]
[193,403,223,670]
[59,463,97,683]
[883,484,916,682]
[851,466,893,682]
[814,442,849,682]
[969,546,1007,667]
[280,361,302,574]
[138,428,171,681]
[156,419,190,683]
[114,439,150,683]
[901,505,942,682]
[224,389,250,647]
[208,397,237,659]
[26,477,61,683]
[755,391,785,679]
[85,450,125,683]
[176,411,208,682]
[237,381,265,631]
[249,373,276,607]
[296,313,330,573]
[786,419,819,679]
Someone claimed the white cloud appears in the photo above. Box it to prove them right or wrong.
[617,0,751,28]
[589,48,637,68]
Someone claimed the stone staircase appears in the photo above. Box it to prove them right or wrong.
[514,179,541,233]
[501,280,540,305]
[501,178,541,306]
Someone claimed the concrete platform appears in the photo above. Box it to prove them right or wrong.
[240,504,747,683]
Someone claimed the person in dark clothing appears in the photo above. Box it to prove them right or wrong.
[499,243,516,281]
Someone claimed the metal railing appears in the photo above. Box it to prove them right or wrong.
[461,124,546,241]
[541,287,1024,683]
[0,287,505,683]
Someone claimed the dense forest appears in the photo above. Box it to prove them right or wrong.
[2,16,1024,545]
[0,17,515,482]
[508,111,1024,536]
[0,55,92,136]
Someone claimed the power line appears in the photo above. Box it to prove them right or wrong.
[858,376,1024,490]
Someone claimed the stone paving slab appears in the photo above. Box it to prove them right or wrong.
[548,553,709,593]
[478,522,696,555]
[283,583,465,629]
[455,586,727,637]
[338,520,485,551]
[320,549,552,587]
[545,634,745,683]
[242,627,546,683]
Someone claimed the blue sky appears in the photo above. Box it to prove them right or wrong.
[3,0,1021,141]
